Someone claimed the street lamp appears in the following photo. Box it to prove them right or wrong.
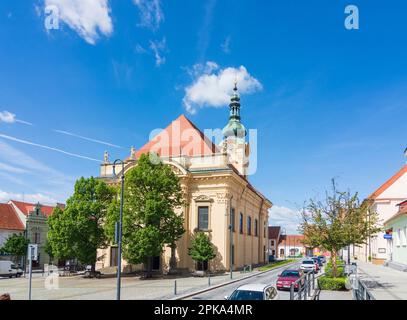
[112,159,125,301]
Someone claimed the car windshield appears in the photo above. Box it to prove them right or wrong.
[229,290,264,300]
[302,260,314,264]
[281,271,299,277]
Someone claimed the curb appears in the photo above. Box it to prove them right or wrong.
[171,260,298,300]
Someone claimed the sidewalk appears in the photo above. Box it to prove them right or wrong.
[318,290,352,300]
[356,260,407,300]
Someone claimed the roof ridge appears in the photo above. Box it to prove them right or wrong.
[368,164,407,200]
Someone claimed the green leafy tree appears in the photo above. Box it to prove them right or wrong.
[105,153,185,277]
[1,234,29,264]
[299,180,381,277]
[188,232,216,271]
[106,154,185,277]
[47,177,115,273]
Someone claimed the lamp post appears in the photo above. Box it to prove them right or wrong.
[112,159,125,301]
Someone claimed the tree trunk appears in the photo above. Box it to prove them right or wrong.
[144,257,153,278]
[169,245,177,271]
[331,250,337,278]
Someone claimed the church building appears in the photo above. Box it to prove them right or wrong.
[97,85,272,273]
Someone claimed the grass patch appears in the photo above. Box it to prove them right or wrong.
[317,276,347,291]
[257,259,295,271]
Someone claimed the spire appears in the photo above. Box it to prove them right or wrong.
[229,81,241,121]
[222,82,247,139]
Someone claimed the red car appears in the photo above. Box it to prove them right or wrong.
[276,269,304,291]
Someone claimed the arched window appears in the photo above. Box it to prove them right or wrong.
[247,216,252,235]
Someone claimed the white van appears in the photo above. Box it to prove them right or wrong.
[0,261,18,278]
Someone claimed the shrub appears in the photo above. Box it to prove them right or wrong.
[317,276,347,291]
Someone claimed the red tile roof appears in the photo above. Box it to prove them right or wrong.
[268,226,281,239]
[131,114,220,159]
[278,234,305,246]
[0,203,24,231]
[368,165,407,200]
[10,200,55,217]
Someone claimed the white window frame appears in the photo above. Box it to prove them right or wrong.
[396,229,401,247]
[402,226,407,247]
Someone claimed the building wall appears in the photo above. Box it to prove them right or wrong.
[0,229,23,248]
[354,200,405,263]
[26,212,50,268]
[388,215,407,266]
[97,164,271,272]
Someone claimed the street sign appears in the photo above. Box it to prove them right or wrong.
[27,244,38,261]
[384,234,392,240]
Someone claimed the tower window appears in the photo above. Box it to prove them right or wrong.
[239,213,243,234]
[247,216,252,235]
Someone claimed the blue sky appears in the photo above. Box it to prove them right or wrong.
[0,1,406,233]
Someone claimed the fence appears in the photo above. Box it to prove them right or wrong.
[346,263,375,300]
[290,271,324,300]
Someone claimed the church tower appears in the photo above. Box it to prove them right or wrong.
[221,82,250,178]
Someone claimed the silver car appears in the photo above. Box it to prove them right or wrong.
[225,284,279,300]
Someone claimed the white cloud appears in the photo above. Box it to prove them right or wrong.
[133,0,164,31]
[0,190,58,205]
[268,205,302,234]
[0,111,32,125]
[221,36,231,54]
[0,111,15,123]
[135,43,147,54]
[183,62,263,114]
[44,0,113,45]
[149,38,167,67]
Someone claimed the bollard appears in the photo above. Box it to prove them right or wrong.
[290,283,295,300]
[208,274,211,287]
[174,280,177,295]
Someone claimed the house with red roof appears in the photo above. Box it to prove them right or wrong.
[353,155,407,266]
[0,200,63,268]
[98,85,273,273]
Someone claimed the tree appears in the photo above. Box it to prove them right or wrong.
[1,234,29,264]
[105,153,185,277]
[299,180,381,277]
[188,232,216,271]
[47,177,115,273]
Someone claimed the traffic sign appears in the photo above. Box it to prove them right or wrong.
[27,244,38,261]
[384,234,392,240]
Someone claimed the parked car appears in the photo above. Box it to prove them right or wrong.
[316,255,326,264]
[0,261,18,278]
[11,264,23,277]
[300,259,317,273]
[276,269,304,291]
[312,257,323,267]
[225,284,279,300]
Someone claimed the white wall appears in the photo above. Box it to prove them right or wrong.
[0,230,22,247]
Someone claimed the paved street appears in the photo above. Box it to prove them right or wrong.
[185,261,302,300]
[0,261,299,300]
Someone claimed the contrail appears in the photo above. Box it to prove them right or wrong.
[0,133,102,163]
[53,129,123,149]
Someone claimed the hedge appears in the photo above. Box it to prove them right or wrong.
[317,276,347,291]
